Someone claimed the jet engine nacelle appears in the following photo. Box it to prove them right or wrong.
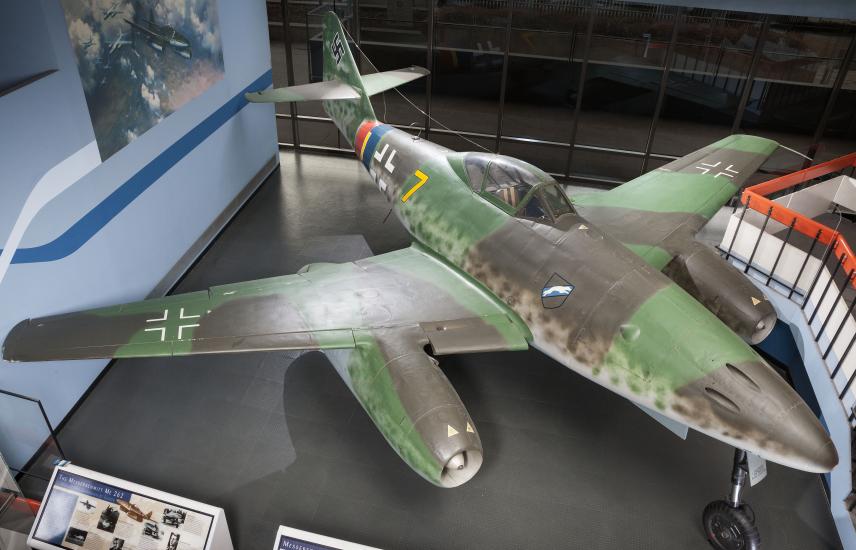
[662,241,776,344]
[327,331,483,487]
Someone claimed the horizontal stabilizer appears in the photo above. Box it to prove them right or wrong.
[245,79,360,103]
[244,67,429,104]
[362,66,429,96]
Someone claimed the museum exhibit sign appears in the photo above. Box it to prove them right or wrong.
[28,464,233,550]
[272,526,381,550]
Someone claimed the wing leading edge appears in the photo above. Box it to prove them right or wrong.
[2,246,530,362]
[572,135,779,269]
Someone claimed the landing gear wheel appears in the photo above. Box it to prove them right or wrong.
[738,502,755,525]
[703,500,761,550]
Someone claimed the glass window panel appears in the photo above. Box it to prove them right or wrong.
[818,51,856,162]
[755,22,851,86]
[571,148,642,185]
[275,116,294,145]
[575,64,663,152]
[581,2,675,68]
[503,62,578,143]
[651,13,763,156]
[299,118,344,150]
[269,6,292,143]
[571,2,676,152]
[502,3,587,143]
[499,140,568,176]
[735,18,851,154]
[431,1,507,134]
[360,3,429,127]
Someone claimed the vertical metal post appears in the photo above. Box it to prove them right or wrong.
[744,206,772,273]
[839,338,856,398]
[790,229,823,300]
[767,218,796,285]
[817,269,855,340]
[495,2,513,153]
[352,0,361,72]
[565,1,596,177]
[36,400,65,460]
[724,195,750,260]
[641,8,681,173]
[280,0,300,149]
[425,0,435,138]
[807,34,856,164]
[731,15,769,134]
[807,250,844,324]
[826,292,856,363]
[803,238,838,312]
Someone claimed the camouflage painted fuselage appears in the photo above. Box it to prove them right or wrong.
[345,120,836,475]
[3,11,836,490]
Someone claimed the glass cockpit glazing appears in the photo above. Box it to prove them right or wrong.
[463,153,574,224]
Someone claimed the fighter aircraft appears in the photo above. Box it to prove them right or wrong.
[107,31,130,56]
[124,12,192,59]
[102,0,123,20]
[80,499,96,511]
[2,13,836,549]
[116,499,152,522]
[80,36,95,51]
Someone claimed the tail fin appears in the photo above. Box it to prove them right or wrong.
[320,11,375,144]
[245,12,428,147]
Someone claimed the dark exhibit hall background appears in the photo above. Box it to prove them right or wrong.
[267,0,856,187]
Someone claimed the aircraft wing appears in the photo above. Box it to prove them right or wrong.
[2,246,530,362]
[124,18,160,40]
[572,135,779,269]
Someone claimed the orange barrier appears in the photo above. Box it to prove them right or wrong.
[741,152,856,286]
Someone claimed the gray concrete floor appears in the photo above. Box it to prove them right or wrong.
[52,151,842,550]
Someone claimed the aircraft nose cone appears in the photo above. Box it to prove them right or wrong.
[674,360,838,473]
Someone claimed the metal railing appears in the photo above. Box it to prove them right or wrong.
[0,388,66,501]
[719,152,856,516]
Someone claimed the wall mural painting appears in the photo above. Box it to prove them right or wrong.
[60,0,225,160]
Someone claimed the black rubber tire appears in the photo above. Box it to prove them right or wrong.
[703,500,761,550]
[738,502,756,525]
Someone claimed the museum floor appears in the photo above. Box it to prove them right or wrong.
[50,151,842,549]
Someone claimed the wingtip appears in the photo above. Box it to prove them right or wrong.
[244,90,265,102]
[2,319,29,363]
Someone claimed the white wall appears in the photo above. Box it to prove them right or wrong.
[0,0,277,470]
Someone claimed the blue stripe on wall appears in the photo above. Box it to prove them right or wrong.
[3,69,273,264]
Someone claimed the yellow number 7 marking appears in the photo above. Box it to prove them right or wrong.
[401,170,429,203]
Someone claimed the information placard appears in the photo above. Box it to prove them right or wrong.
[272,526,381,550]
[29,465,232,550]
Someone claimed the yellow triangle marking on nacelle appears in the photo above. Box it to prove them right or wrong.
[751,297,761,306]
[466,422,475,433]
[447,425,458,437]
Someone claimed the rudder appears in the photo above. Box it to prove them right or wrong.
[321,11,376,146]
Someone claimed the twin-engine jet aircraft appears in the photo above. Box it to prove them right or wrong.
[2,13,835,545]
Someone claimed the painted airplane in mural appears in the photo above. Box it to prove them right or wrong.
[107,30,131,56]
[124,11,192,60]
[1,12,835,549]
[102,0,124,21]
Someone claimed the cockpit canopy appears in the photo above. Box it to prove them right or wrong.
[463,153,575,225]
